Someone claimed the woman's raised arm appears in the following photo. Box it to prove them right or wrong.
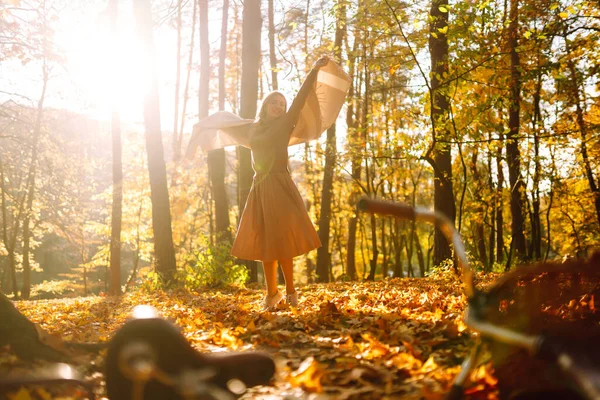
[286,56,330,124]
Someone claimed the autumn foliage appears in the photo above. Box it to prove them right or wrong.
[2,254,600,399]
[1,0,600,398]
[1,271,494,399]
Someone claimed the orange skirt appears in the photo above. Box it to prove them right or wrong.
[231,171,321,261]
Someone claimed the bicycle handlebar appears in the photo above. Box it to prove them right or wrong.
[358,197,600,400]
[0,363,95,399]
[357,197,475,299]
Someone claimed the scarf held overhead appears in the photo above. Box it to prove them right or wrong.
[186,59,350,156]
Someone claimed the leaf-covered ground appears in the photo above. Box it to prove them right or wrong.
[2,272,502,399]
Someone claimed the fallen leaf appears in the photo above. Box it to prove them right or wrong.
[288,356,325,392]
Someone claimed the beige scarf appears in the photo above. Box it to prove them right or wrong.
[186,59,350,156]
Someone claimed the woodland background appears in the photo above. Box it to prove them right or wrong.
[0,0,599,299]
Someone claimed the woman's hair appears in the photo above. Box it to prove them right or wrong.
[257,91,287,121]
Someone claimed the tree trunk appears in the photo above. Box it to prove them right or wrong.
[0,158,19,296]
[0,159,7,292]
[177,0,198,163]
[406,219,416,276]
[496,130,505,263]
[301,0,317,283]
[564,33,600,228]
[267,0,278,91]
[348,70,366,277]
[334,229,345,280]
[393,220,404,277]
[404,234,414,277]
[133,0,177,282]
[487,132,496,270]
[198,0,209,119]
[200,0,231,245]
[381,215,388,278]
[109,0,122,296]
[316,0,345,283]
[359,218,369,279]
[109,109,123,295]
[172,0,183,164]
[347,217,358,280]
[414,230,426,275]
[238,0,262,282]
[345,25,360,281]
[21,62,48,299]
[531,70,542,260]
[208,149,230,243]
[506,0,527,262]
[545,149,557,261]
[429,0,456,267]
[367,214,378,281]
[471,150,488,269]
[219,0,229,110]
[125,199,145,292]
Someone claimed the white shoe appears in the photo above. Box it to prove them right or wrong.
[286,291,298,307]
[263,290,283,310]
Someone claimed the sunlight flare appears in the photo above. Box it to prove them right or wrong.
[55,7,149,122]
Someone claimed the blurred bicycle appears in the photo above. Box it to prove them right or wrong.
[358,197,600,400]
[0,305,275,400]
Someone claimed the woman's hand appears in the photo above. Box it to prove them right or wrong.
[314,56,330,69]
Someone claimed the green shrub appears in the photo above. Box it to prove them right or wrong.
[490,261,507,274]
[140,270,166,292]
[426,258,455,277]
[177,240,248,289]
[30,279,78,299]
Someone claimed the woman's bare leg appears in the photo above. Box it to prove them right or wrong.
[262,260,278,296]
[279,258,295,294]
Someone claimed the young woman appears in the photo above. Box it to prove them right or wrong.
[188,56,349,309]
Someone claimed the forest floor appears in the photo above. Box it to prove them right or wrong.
[1,271,504,399]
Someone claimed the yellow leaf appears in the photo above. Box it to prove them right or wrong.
[437,26,448,34]
[456,319,468,333]
[470,365,498,385]
[559,11,568,19]
[390,352,423,370]
[439,6,448,12]
[420,356,439,373]
[246,319,256,331]
[363,342,389,359]
[524,30,532,39]
[34,388,52,400]
[8,388,33,400]
[288,357,325,393]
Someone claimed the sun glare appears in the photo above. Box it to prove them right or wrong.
[56,7,150,123]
